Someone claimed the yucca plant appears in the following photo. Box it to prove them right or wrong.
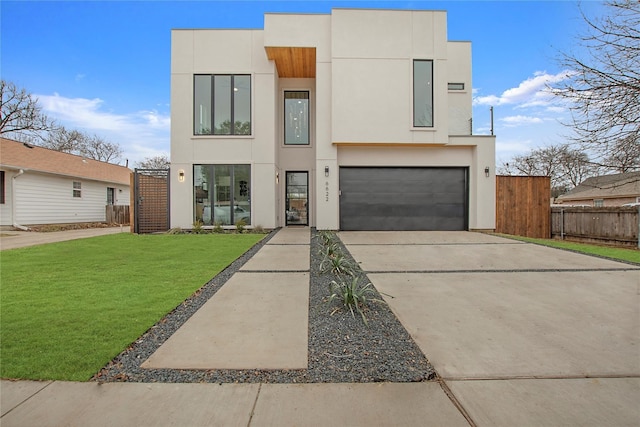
[317,230,336,246]
[319,240,343,259]
[320,252,355,276]
[328,276,382,325]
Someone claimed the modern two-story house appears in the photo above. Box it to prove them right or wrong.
[170,8,496,231]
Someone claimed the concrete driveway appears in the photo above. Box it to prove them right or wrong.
[340,231,640,426]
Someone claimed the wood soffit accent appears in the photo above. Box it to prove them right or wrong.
[265,47,316,78]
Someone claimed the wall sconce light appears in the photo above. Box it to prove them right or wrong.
[484,166,490,178]
[276,172,279,184]
[325,166,330,177]
[178,169,185,182]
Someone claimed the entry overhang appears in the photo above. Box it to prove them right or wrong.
[265,47,316,78]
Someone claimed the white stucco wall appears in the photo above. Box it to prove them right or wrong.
[170,29,278,229]
[170,8,496,231]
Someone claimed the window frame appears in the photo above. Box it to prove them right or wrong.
[107,187,115,205]
[0,171,5,204]
[73,181,82,198]
[193,74,252,136]
[284,90,310,146]
[193,164,251,226]
[413,59,434,128]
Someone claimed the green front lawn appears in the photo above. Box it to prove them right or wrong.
[498,234,640,264]
[0,233,264,381]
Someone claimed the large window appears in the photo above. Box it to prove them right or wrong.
[413,60,434,127]
[284,91,309,145]
[194,164,251,226]
[194,75,251,135]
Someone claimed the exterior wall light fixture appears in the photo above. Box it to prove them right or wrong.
[178,169,185,182]
[484,166,490,177]
[276,171,279,184]
[325,166,330,177]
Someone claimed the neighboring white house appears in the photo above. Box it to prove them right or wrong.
[0,137,131,228]
[170,8,496,231]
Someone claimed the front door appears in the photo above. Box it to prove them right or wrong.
[286,171,308,226]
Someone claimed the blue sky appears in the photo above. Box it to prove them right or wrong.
[1,0,606,166]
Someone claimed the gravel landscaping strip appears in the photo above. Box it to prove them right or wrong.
[93,229,435,383]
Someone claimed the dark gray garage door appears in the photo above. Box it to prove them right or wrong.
[339,167,468,231]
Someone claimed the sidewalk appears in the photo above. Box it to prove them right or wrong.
[0,226,127,251]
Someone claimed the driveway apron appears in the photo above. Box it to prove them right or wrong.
[340,231,640,426]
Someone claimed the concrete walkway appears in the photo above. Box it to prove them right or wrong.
[142,227,310,370]
[0,226,127,250]
[2,229,639,426]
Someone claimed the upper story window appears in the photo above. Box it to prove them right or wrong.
[194,75,251,135]
[448,82,465,91]
[413,60,433,127]
[73,181,82,198]
[284,91,310,145]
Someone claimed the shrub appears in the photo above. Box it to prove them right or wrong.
[252,225,265,234]
[328,276,382,325]
[192,220,205,234]
[235,218,247,233]
[213,222,224,233]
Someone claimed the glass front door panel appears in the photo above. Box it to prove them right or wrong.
[286,172,308,225]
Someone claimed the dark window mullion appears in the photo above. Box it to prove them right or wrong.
[210,75,215,135]
[230,75,235,135]
[229,165,235,223]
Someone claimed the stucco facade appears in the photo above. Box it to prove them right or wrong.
[170,9,496,231]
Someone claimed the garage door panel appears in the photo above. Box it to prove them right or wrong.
[339,167,468,231]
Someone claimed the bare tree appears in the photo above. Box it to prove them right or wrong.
[136,154,170,170]
[41,126,86,153]
[499,144,598,196]
[552,0,640,171]
[0,80,55,137]
[81,135,123,163]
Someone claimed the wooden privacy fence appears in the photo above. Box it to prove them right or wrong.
[132,169,170,234]
[106,205,130,224]
[551,206,639,247]
[496,175,551,238]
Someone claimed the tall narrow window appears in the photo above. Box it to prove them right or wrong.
[413,60,434,127]
[194,75,251,135]
[194,75,212,134]
[284,91,309,145]
[73,181,82,198]
[107,187,115,205]
[0,171,5,204]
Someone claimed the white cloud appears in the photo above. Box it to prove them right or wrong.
[37,93,170,165]
[474,70,572,108]
[500,115,544,127]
